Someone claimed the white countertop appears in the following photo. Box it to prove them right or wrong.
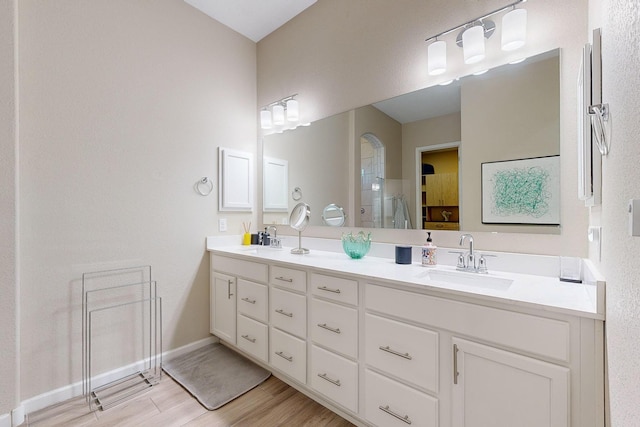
[206,237,605,320]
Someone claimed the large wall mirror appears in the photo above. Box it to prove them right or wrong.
[262,49,560,234]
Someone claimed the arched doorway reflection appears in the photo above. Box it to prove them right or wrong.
[360,133,385,228]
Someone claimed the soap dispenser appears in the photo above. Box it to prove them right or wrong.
[422,232,437,267]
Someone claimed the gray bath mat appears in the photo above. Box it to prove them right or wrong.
[163,342,271,410]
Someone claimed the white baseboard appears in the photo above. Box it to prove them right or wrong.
[11,406,24,427]
[20,336,216,415]
[0,405,26,427]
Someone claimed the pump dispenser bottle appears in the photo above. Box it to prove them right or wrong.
[422,232,437,267]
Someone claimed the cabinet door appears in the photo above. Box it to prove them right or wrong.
[424,174,443,206]
[440,173,459,205]
[425,173,458,206]
[211,272,236,344]
[452,338,569,427]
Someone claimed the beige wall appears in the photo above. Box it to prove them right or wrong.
[597,0,640,424]
[258,0,590,256]
[18,0,256,399]
[1,0,18,416]
[460,55,560,233]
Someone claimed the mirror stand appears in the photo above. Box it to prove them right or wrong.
[289,202,311,255]
[291,232,310,254]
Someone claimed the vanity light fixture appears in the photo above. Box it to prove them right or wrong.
[501,8,527,51]
[425,0,526,72]
[462,24,487,64]
[272,104,285,126]
[286,99,299,121]
[260,109,272,129]
[427,39,447,75]
[259,94,300,130]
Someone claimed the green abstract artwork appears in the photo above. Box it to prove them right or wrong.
[482,156,560,225]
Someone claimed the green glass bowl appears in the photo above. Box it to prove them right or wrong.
[341,231,372,259]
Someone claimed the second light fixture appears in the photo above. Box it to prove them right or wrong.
[426,0,527,76]
[260,95,299,130]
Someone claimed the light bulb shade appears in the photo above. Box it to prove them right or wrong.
[286,99,299,121]
[272,104,285,125]
[260,110,272,129]
[427,40,447,75]
[463,25,485,64]
[501,9,527,51]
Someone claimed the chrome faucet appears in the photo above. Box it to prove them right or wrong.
[458,233,476,271]
[266,225,281,248]
[455,233,495,273]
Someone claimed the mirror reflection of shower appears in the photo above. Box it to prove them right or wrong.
[360,133,412,229]
[360,133,385,228]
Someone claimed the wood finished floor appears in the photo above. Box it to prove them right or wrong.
[23,374,355,427]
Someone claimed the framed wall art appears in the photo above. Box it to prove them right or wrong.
[481,155,560,225]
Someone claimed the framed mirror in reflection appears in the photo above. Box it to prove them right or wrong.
[262,49,560,234]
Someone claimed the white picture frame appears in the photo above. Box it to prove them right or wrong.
[263,156,289,212]
[218,147,253,212]
[481,155,560,225]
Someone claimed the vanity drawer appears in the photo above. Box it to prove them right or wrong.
[310,298,358,358]
[310,273,358,306]
[365,313,438,393]
[270,287,307,339]
[366,284,570,362]
[237,279,268,323]
[237,314,268,362]
[364,369,438,427]
[270,327,306,384]
[211,254,268,283]
[270,265,306,293]
[310,345,358,413]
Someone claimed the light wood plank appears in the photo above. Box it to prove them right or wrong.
[23,375,353,427]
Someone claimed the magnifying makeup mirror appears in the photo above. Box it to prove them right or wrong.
[290,202,310,254]
[321,203,346,227]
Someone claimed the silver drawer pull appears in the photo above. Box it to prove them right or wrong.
[275,276,293,283]
[275,309,293,318]
[241,297,256,304]
[379,405,412,425]
[275,351,293,362]
[379,345,412,360]
[317,285,341,294]
[317,373,341,387]
[241,334,256,343]
[317,323,341,334]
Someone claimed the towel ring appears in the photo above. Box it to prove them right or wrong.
[292,187,303,201]
[195,177,213,196]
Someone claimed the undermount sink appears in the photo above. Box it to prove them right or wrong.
[426,269,513,290]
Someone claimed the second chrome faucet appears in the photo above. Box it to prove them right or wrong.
[456,233,494,274]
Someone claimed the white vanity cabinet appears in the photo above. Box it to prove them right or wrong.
[210,254,268,350]
[451,337,569,427]
[309,273,359,413]
[236,279,269,362]
[365,283,594,427]
[209,247,604,427]
[211,271,236,344]
[269,265,308,384]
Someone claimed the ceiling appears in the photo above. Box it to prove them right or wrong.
[184,0,317,42]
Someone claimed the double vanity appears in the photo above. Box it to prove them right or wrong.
[207,235,605,427]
